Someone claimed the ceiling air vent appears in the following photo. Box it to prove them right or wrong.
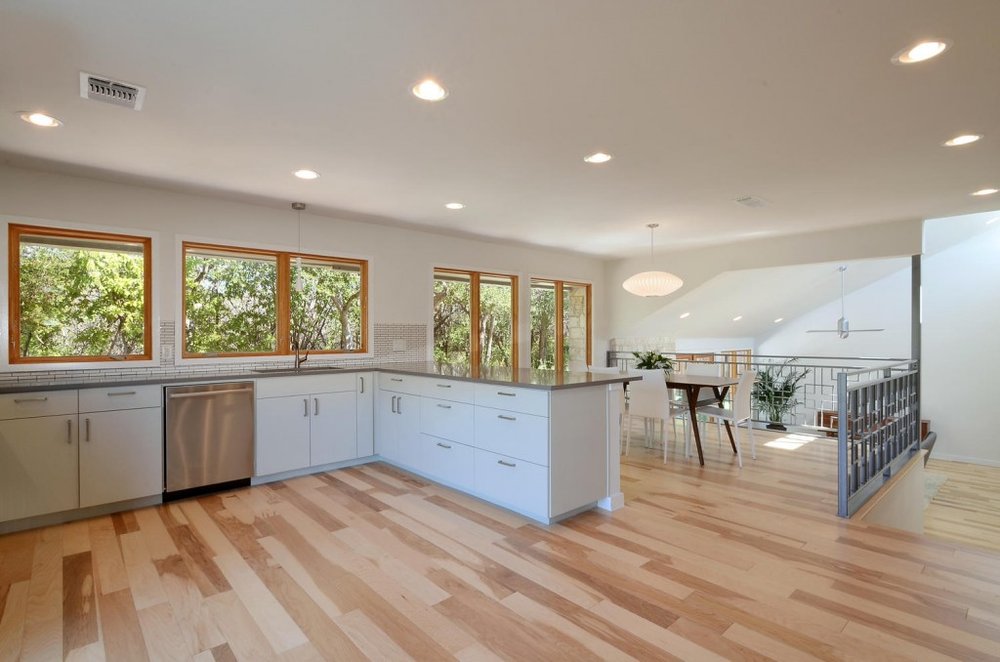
[735,195,768,208]
[79,72,146,110]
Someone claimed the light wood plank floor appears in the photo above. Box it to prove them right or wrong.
[925,458,1000,554]
[2,428,1000,660]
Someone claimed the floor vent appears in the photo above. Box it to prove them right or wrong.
[79,72,146,110]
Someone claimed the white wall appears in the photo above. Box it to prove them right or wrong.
[0,163,608,369]
[756,266,911,358]
[605,219,924,341]
[675,337,756,353]
[922,211,1000,466]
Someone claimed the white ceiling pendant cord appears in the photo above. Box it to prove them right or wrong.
[622,223,684,297]
[292,202,306,292]
[806,265,884,339]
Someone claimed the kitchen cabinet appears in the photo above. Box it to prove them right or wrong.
[375,386,420,468]
[255,374,365,477]
[309,391,358,466]
[79,407,163,508]
[0,414,79,522]
[256,395,312,476]
[356,372,374,456]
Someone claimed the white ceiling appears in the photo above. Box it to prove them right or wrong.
[1,0,999,257]
[640,257,911,340]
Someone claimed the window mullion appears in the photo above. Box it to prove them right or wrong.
[554,280,564,372]
[277,253,291,355]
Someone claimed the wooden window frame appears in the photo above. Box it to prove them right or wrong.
[433,268,519,370]
[8,223,153,364]
[182,241,369,359]
[531,278,592,372]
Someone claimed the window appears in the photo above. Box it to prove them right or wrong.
[182,242,367,357]
[433,269,517,368]
[530,279,591,371]
[9,224,152,363]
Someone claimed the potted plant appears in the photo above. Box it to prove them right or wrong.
[632,351,675,376]
[751,360,810,430]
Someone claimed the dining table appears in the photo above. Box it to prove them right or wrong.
[666,373,740,466]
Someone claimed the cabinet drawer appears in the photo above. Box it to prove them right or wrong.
[420,434,473,491]
[79,384,161,413]
[0,390,77,420]
[378,372,425,395]
[419,378,474,403]
[474,407,549,466]
[474,384,549,417]
[473,449,548,519]
[256,373,355,398]
[421,398,474,444]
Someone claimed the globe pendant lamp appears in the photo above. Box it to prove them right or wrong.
[622,223,683,297]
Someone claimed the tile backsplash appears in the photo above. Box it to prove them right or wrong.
[0,322,427,389]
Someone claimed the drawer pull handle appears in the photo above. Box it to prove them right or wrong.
[436,442,452,449]
[436,404,452,409]
[359,376,365,393]
[497,391,517,397]
[66,419,72,444]
[85,418,91,442]
[314,398,320,416]
[497,415,517,421]
[107,391,137,397]
[303,398,309,417]
[497,459,517,468]
[391,395,398,414]
[436,383,452,388]
[14,397,48,403]
[390,378,404,382]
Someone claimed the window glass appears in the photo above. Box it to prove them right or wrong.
[291,257,364,351]
[433,270,472,364]
[479,274,515,368]
[12,226,151,361]
[529,280,557,369]
[184,246,278,355]
[530,278,590,371]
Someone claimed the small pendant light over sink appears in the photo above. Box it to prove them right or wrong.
[622,223,683,297]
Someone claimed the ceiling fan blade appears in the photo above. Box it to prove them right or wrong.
[806,330,840,333]
[848,329,885,332]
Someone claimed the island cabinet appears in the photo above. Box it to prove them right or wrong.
[373,372,612,523]
[255,373,362,477]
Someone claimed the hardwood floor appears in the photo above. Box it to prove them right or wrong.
[925,458,1000,554]
[2,429,1000,660]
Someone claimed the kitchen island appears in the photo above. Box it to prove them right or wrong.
[0,363,638,532]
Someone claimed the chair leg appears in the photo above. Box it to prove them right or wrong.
[733,418,744,469]
[748,419,756,460]
[663,415,670,463]
[717,418,723,447]
[623,413,632,456]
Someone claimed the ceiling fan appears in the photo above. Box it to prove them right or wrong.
[806,266,884,339]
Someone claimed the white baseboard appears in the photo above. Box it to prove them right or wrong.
[929,453,1000,468]
[597,492,625,511]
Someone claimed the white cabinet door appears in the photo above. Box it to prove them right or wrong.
[256,396,311,476]
[356,373,374,457]
[473,449,549,520]
[375,390,399,460]
[80,408,163,508]
[310,391,358,466]
[394,394,422,470]
[0,415,79,522]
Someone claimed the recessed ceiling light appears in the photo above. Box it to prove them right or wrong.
[891,40,950,64]
[943,134,982,147]
[732,315,743,322]
[19,111,61,127]
[971,188,998,197]
[293,169,320,180]
[583,152,613,164]
[774,318,784,323]
[412,79,448,101]
[679,312,690,319]
[445,202,465,210]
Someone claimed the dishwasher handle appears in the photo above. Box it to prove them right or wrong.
[168,387,253,400]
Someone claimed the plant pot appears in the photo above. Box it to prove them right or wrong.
[766,420,787,431]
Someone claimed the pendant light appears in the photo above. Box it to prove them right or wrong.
[622,223,683,297]
[292,202,305,292]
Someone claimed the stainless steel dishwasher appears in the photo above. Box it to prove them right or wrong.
[164,381,255,498]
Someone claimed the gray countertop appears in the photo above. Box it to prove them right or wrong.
[0,361,641,394]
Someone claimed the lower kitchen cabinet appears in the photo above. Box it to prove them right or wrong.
[420,434,474,491]
[473,448,549,520]
[356,372,374,456]
[79,407,163,508]
[310,391,358,466]
[0,415,79,522]
[376,391,421,468]
[256,395,312,476]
